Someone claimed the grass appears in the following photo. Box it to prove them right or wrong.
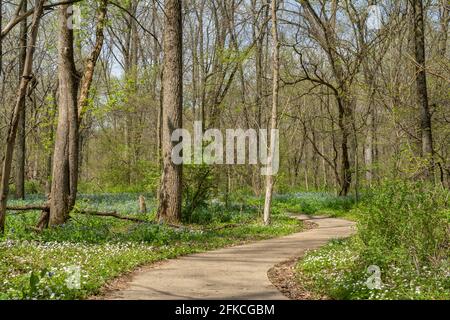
[296,238,449,300]
[271,192,356,219]
[295,181,450,300]
[0,193,303,300]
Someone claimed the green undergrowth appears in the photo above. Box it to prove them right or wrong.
[1,193,303,300]
[271,192,356,219]
[296,181,449,300]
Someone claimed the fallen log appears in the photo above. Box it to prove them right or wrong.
[205,223,244,232]
[7,205,49,212]
[7,205,240,233]
[75,210,147,223]
[76,210,199,231]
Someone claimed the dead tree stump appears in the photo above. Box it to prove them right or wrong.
[139,195,147,214]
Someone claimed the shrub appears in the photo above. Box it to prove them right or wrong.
[273,193,355,216]
[297,180,450,300]
[182,165,217,221]
[356,180,449,270]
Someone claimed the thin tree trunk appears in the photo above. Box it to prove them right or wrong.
[411,0,434,181]
[252,0,267,196]
[263,0,280,226]
[15,0,28,200]
[157,0,183,223]
[337,99,352,196]
[438,0,449,187]
[0,0,45,233]
[78,0,108,122]
[0,0,3,78]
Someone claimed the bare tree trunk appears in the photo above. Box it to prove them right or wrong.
[337,98,352,196]
[50,4,79,226]
[437,0,448,187]
[0,0,45,233]
[364,100,375,186]
[153,0,163,174]
[411,0,434,181]
[312,129,319,190]
[15,0,28,200]
[263,0,279,226]
[0,0,3,78]
[438,0,449,58]
[78,0,108,122]
[122,0,138,185]
[252,0,268,196]
[157,0,183,223]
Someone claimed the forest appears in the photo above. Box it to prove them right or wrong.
[0,0,449,301]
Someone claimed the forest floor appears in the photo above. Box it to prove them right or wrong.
[96,215,355,300]
[1,193,356,299]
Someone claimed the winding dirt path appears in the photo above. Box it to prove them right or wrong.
[101,215,355,300]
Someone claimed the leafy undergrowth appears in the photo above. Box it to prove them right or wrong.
[0,194,303,300]
[271,193,356,219]
[297,238,449,300]
[296,181,450,300]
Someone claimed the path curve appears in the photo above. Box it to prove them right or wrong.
[102,215,355,300]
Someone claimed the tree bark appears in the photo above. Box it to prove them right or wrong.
[15,0,28,200]
[0,0,3,78]
[157,0,183,223]
[411,0,434,181]
[0,0,45,233]
[77,0,108,122]
[301,0,354,196]
[263,0,280,226]
[252,0,268,196]
[50,4,79,226]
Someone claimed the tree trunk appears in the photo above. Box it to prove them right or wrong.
[252,0,267,196]
[0,0,3,78]
[337,98,352,196]
[78,0,108,122]
[0,0,45,233]
[157,0,183,224]
[364,107,374,186]
[15,0,28,200]
[263,0,280,226]
[411,0,434,181]
[50,4,79,226]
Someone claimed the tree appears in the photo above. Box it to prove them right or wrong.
[49,4,79,226]
[263,0,280,226]
[50,1,108,226]
[157,0,183,223]
[15,0,28,199]
[0,0,45,233]
[410,0,435,181]
[298,0,355,196]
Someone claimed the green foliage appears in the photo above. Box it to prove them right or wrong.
[296,181,450,300]
[182,165,217,221]
[272,193,355,217]
[297,237,449,300]
[1,193,303,300]
[356,180,449,269]
[25,180,44,195]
